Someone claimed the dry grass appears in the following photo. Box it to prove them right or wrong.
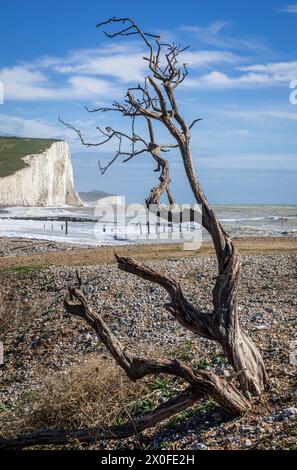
[0,356,152,438]
[0,271,49,337]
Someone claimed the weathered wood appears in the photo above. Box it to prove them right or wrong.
[0,387,205,449]
[115,255,267,396]
[0,283,250,450]
[1,17,268,449]
[64,285,249,412]
[145,127,176,208]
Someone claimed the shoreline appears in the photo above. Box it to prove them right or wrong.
[0,235,297,270]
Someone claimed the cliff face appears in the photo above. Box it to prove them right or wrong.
[0,141,82,207]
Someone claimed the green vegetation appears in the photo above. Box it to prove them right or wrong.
[0,403,12,413]
[134,398,156,416]
[210,353,229,367]
[0,137,60,178]
[193,353,229,371]
[114,292,124,300]
[168,400,215,428]
[193,358,209,370]
[170,340,194,361]
[151,376,184,399]
[129,377,185,417]
[5,265,43,274]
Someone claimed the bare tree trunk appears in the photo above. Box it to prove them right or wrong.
[0,17,269,449]
[178,139,267,396]
[145,144,176,208]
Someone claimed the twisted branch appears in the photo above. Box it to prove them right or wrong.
[0,268,249,450]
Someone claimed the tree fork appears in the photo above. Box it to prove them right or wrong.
[0,17,269,449]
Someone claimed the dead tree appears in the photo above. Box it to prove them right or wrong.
[64,17,268,396]
[0,18,267,450]
[59,104,176,208]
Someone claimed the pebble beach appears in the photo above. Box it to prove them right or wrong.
[0,236,296,450]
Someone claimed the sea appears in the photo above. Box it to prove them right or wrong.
[0,204,296,246]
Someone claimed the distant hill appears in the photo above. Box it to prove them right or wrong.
[0,137,60,178]
[78,190,115,202]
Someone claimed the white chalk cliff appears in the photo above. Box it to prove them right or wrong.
[0,141,82,207]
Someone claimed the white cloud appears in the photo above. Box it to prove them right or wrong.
[66,76,115,98]
[238,61,297,82]
[181,50,239,67]
[185,70,275,89]
[180,22,267,53]
[46,45,240,80]
[50,45,146,83]
[0,114,67,138]
[0,113,134,152]
[183,60,297,89]
[279,4,297,13]
[0,66,52,100]
[0,65,116,101]
[0,42,244,101]
[198,153,297,171]
[222,109,297,122]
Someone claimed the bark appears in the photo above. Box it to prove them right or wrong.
[116,253,267,397]
[0,283,250,450]
[154,81,268,396]
[1,18,269,449]
[145,144,176,208]
[63,284,249,415]
[0,387,202,449]
[180,144,267,396]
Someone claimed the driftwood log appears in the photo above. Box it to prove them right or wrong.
[0,17,268,450]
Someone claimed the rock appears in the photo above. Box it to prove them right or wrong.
[192,443,208,450]
[0,140,82,207]
[282,407,297,420]
[244,440,253,448]
[239,425,255,434]
[266,307,275,313]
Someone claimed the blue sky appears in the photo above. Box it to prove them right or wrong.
[0,0,296,204]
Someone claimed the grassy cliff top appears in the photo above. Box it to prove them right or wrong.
[0,137,61,178]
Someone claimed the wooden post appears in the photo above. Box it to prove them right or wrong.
[156,210,161,235]
[168,210,173,233]
[65,220,68,235]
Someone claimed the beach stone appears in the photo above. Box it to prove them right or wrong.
[281,407,297,420]
[239,425,255,434]
[244,440,253,448]
[1,246,296,451]
[266,307,275,313]
[193,443,208,450]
